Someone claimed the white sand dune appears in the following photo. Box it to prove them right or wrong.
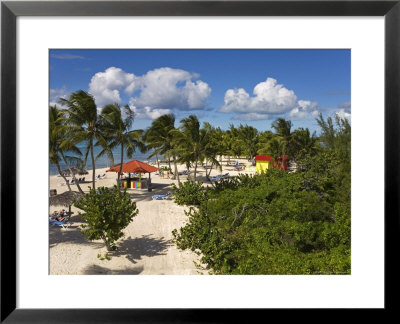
[49,158,254,275]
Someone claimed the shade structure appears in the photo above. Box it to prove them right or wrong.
[106,160,159,174]
[49,191,83,207]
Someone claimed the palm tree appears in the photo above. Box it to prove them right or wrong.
[99,103,146,185]
[59,90,108,190]
[145,114,181,183]
[49,105,84,194]
[202,123,222,181]
[222,130,234,166]
[212,127,226,165]
[290,128,318,160]
[260,137,284,158]
[238,124,259,160]
[228,125,244,160]
[271,118,293,156]
[177,115,211,181]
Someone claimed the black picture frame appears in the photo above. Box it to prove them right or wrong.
[1,0,399,322]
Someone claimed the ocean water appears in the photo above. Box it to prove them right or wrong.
[49,143,155,175]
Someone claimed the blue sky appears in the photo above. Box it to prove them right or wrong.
[49,49,350,134]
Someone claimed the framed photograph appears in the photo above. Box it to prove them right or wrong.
[1,0,398,321]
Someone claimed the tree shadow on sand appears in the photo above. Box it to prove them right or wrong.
[83,264,144,275]
[49,225,103,249]
[127,183,171,202]
[111,234,172,264]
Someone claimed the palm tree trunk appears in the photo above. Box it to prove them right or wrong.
[90,138,96,190]
[172,153,180,184]
[207,165,212,178]
[193,160,198,181]
[167,153,172,172]
[156,153,160,170]
[55,160,71,191]
[60,152,84,194]
[117,142,124,186]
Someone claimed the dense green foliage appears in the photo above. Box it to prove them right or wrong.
[172,115,351,274]
[75,186,139,251]
[171,181,208,206]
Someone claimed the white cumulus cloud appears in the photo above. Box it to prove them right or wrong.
[131,67,211,111]
[220,77,322,121]
[336,108,351,120]
[220,77,298,115]
[49,86,68,108]
[335,101,351,120]
[89,67,137,107]
[88,67,211,119]
[288,100,319,120]
[128,98,172,120]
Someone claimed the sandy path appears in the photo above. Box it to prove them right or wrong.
[49,158,253,275]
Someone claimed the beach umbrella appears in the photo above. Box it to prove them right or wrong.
[49,191,83,215]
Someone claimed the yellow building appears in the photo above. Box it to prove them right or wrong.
[254,155,273,173]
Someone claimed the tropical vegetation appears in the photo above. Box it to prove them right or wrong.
[172,114,351,275]
[50,88,350,274]
[75,186,139,251]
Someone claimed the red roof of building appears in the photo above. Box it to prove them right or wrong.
[254,155,272,161]
[106,160,159,173]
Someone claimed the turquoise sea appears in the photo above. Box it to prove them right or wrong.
[49,143,155,175]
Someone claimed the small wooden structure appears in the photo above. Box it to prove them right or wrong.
[254,155,273,173]
[107,160,159,190]
[272,155,289,170]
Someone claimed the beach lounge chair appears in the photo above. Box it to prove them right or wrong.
[97,174,106,180]
[152,192,172,200]
[60,179,69,186]
[210,174,223,181]
[49,215,71,229]
[210,173,230,181]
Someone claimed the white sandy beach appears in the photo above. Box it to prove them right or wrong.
[49,158,254,275]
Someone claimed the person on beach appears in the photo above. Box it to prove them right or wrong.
[50,211,58,219]
[49,209,66,221]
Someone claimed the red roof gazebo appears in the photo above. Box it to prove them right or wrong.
[106,160,159,174]
[107,160,159,190]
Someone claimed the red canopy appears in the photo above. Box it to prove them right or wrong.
[254,155,272,161]
[106,160,159,174]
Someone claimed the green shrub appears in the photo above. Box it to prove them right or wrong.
[74,186,139,251]
[170,180,207,206]
[173,154,350,275]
